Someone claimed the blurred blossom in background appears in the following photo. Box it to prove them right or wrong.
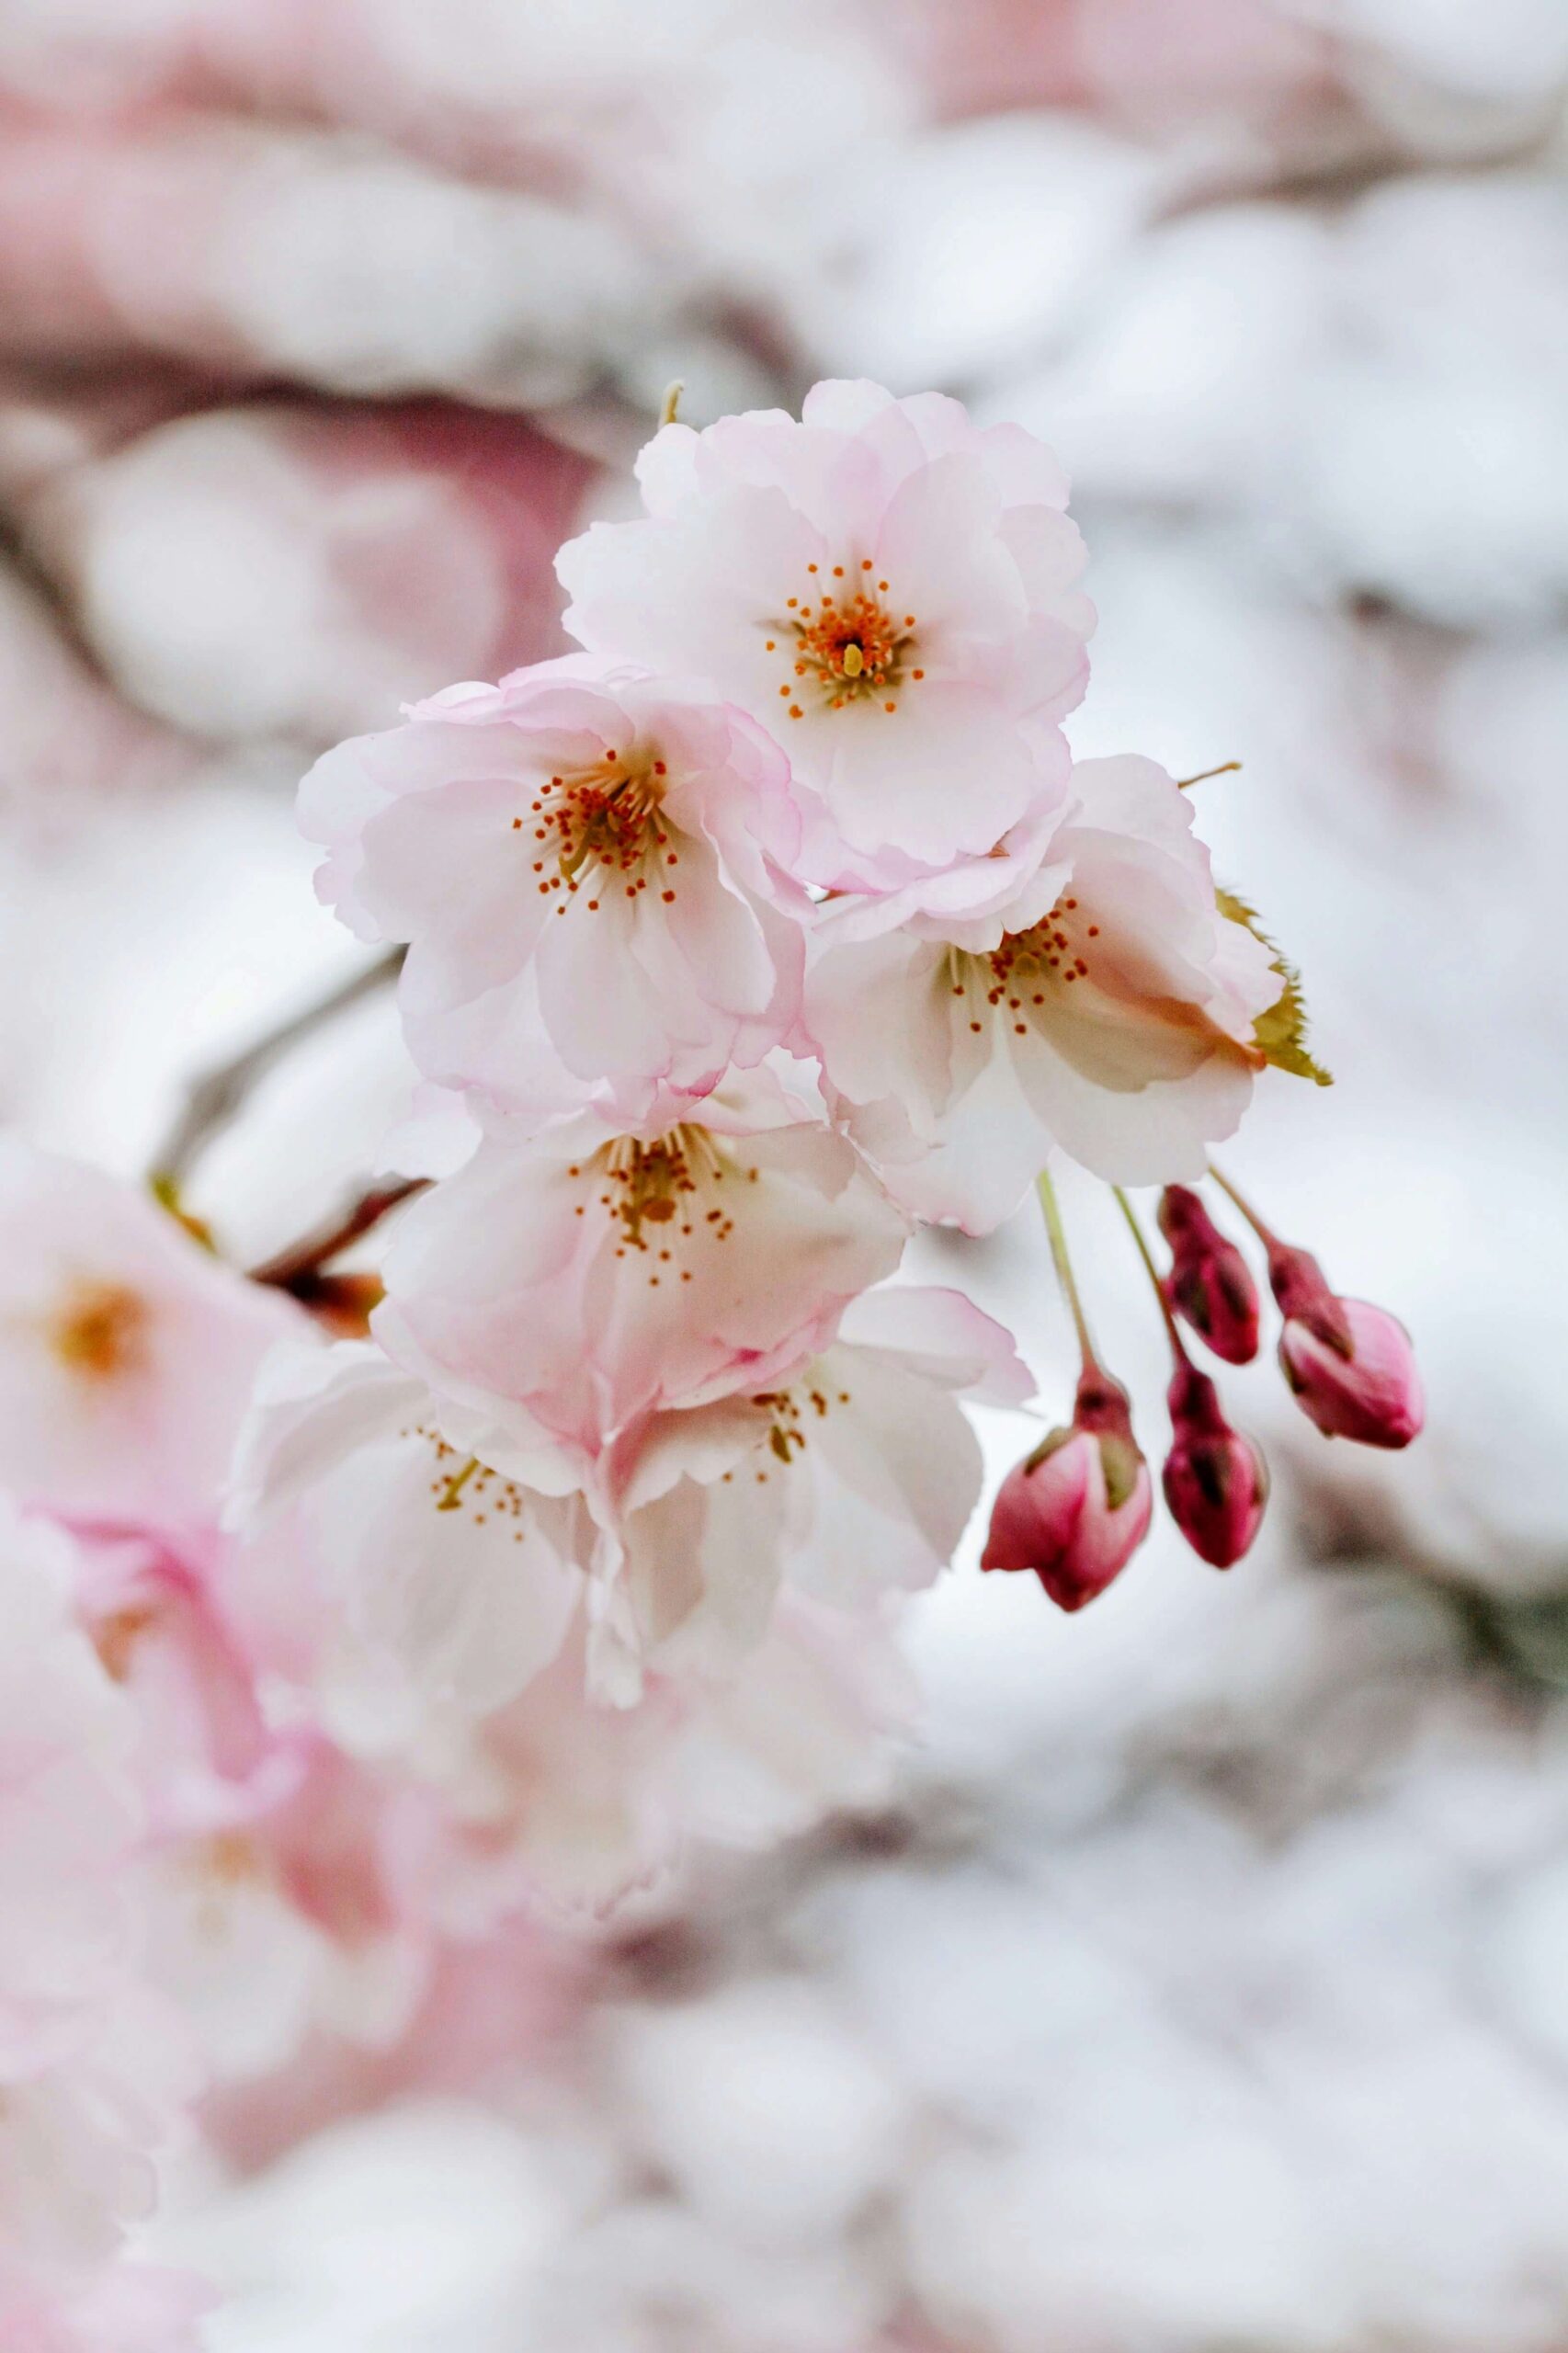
[2,1,1566,2346]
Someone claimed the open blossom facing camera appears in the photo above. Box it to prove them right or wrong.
[557,380,1093,883]
[300,663,812,1125]
[805,756,1284,1230]
[0,1143,299,1539]
[373,1072,909,1470]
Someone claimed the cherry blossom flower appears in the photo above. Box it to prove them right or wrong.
[586,1285,1031,1701]
[0,1499,198,2310]
[556,380,1093,884]
[225,1340,589,1723]
[0,2262,209,2353]
[804,756,1283,1228]
[0,1506,140,2079]
[373,1072,910,1472]
[487,1595,915,1912]
[0,1143,301,1540]
[299,662,812,1127]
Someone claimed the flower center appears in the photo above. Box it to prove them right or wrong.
[51,1280,147,1380]
[747,1380,852,1467]
[513,750,680,915]
[562,1125,767,1289]
[947,896,1099,1035]
[414,1426,535,1537]
[768,561,925,719]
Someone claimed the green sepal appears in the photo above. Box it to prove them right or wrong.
[1096,1431,1144,1513]
[148,1172,217,1254]
[1215,887,1333,1088]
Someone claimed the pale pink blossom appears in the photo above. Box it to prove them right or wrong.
[556,380,1092,885]
[299,662,812,1125]
[0,1506,139,2079]
[358,1596,915,1919]
[0,1143,302,1539]
[586,1286,1031,1701]
[804,756,1281,1227]
[71,1532,291,1846]
[0,1500,199,2302]
[0,2261,208,2353]
[373,1072,910,1470]
[225,1340,589,1723]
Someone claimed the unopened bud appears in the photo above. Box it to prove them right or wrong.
[1157,1186,1259,1365]
[1262,1241,1422,1449]
[1162,1362,1268,1568]
[982,1370,1152,1611]
[1277,1290,1424,1449]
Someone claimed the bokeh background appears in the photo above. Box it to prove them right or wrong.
[3,2,1567,2344]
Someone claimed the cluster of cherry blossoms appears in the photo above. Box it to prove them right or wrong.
[0,381,1424,2335]
[289,377,1423,1640]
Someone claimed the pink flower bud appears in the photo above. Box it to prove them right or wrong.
[1278,1294,1425,1449]
[1264,1241,1423,1449]
[982,1370,1153,1611]
[1157,1186,1259,1365]
[1161,1362,1268,1568]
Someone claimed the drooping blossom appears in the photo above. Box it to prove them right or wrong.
[585,1285,1031,1700]
[0,1142,301,1540]
[1160,1362,1268,1569]
[804,756,1283,1228]
[373,1071,910,1472]
[982,1368,1153,1610]
[299,662,812,1127]
[1157,1183,1260,1364]
[556,379,1093,884]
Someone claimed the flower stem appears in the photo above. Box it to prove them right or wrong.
[1036,1167,1096,1373]
[1112,1186,1187,1364]
[1206,1161,1278,1249]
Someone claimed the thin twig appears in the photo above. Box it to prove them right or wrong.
[249,1176,428,1292]
[1176,761,1241,789]
[148,950,403,1193]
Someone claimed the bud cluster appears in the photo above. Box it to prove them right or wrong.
[983,1173,1422,1608]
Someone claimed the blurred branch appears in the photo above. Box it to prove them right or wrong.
[249,1176,428,1293]
[148,949,403,1194]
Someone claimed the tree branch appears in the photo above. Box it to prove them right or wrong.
[148,950,403,1193]
[249,1176,428,1294]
